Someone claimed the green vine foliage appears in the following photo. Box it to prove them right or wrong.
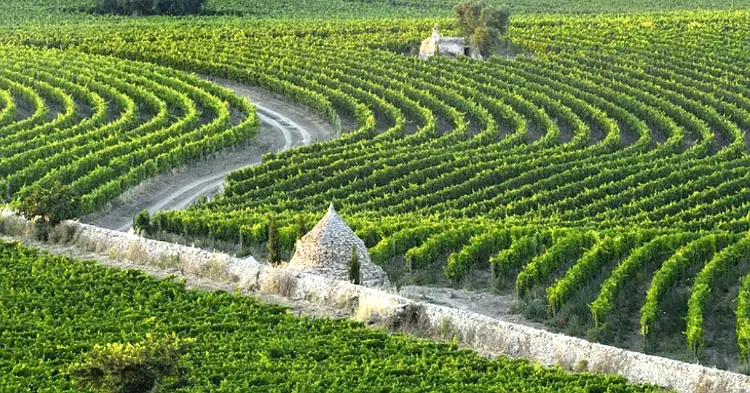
[63,333,194,393]
[0,0,749,365]
[0,240,663,392]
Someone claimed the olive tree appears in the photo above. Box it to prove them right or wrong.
[453,1,510,56]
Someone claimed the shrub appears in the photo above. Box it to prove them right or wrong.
[64,333,194,393]
[17,182,77,227]
[98,0,206,16]
[98,0,120,13]
[154,0,206,15]
[133,210,151,235]
[267,214,280,264]
[116,0,154,16]
[295,213,306,240]
[17,182,78,241]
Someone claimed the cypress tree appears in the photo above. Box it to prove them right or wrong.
[295,213,306,240]
[267,215,280,264]
[349,245,360,285]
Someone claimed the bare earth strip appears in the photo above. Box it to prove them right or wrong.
[399,285,547,331]
[84,79,339,232]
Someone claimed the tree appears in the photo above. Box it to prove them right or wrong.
[17,182,78,241]
[133,210,151,235]
[452,1,510,56]
[115,0,154,16]
[267,214,280,264]
[64,334,194,393]
[98,0,120,13]
[154,0,207,15]
[295,213,307,240]
[100,0,206,15]
[349,245,361,285]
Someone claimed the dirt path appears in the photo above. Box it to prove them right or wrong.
[85,79,339,232]
[399,285,547,330]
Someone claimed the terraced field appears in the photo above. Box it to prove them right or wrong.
[1,0,750,379]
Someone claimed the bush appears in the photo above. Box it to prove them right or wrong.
[64,333,194,393]
[33,218,50,242]
[17,182,77,227]
[154,0,206,15]
[116,0,153,16]
[17,182,78,241]
[295,213,307,240]
[134,210,151,235]
[267,214,280,264]
[98,0,120,13]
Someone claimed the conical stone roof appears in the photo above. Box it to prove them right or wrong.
[288,203,391,288]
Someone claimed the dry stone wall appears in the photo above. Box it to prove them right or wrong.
[0,211,263,287]
[1,212,749,393]
[419,305,750,393]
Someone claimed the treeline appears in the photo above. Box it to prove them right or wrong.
[97,0,207,16]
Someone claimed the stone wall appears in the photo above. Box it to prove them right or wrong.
[255,266,750,393]
[419,305,750,393]
[0,212,263,287]
[2,213,749,393]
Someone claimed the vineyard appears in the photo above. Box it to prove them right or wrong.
[0,240,665,392]
[14,12,744,366]
[0,0,750,385]
[0,45,261,216]
[1,0,748,20]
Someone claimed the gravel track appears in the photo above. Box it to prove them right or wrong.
[85,79,338,232]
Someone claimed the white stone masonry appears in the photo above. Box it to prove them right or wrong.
[288,203,391,288]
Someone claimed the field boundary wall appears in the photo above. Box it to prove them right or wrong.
[1,212,748,393]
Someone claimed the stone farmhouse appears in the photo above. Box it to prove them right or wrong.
[419,27,482,60]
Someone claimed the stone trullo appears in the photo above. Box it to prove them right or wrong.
[288,203,391,288]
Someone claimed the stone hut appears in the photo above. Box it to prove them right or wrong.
[419,27,482,61]
[288,203,391,288]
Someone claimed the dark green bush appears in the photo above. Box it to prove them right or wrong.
[134,210,151,235]
[97,0,206,16]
